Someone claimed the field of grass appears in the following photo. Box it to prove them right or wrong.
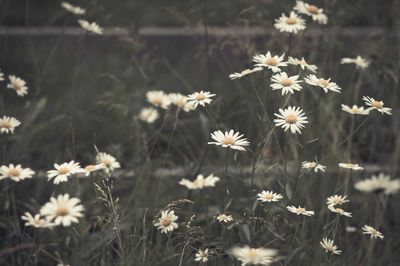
[0,0,399,265]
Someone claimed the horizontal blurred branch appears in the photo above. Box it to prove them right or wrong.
[0,26,396,37]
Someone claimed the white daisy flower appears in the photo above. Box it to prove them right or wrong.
[341,104,370,115]
[208,130,250,151]
[61,2,85,15]
[230,246,278,266]
[7,75,28,96]
[216,213,233,223]
[304,74,341,93]
[96,152,121,173]
[187,90,216,108]
[270,72,303,95]
[294,1,328,24]
[195,248,209,263]
[326,195,349,207]
[0,116,21,134]
[320,238,342,255]
[253,52,288,72]
[354,173,400,195]
[257,190,283,203]
[288,57,318,73]
[40,194,84,227]
[81,164,105,176]
[362,96,392,115]
[168,93,195,112]
[302,161,326,172]
[339,163,363,171]
[47,161,83,184]
[179,174,220,190]
[78,20,103,35]
[138,107,159,123]
[0,164,35,182]
[146,90,171,109]
[274,11,306,34]
[154,210,178,233]
[229,67,262,80]
[21,212,54,228]
[286,205,314,216]
[362,225,384,239]
[328,205,352,217]
[341,56,370,69]
[274,106,309,134]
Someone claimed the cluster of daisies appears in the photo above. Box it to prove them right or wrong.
[61,2,103,34]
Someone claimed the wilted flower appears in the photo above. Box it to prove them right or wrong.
[270,72,303,95]
[328,205,352,217]
[341,104,369,115]
[229,67,262,80]
[287,205,314,216]
[154,210,178,233]
[294,1,328,24]
[288,57,317,73]
[302,161,326,172]
[195,249,210,263]
[0,164,35,182]
[341,56,370,69]
[253,52,288,72]
[40,194,84,227]
[138,107,159,123]
[7,75,28,96]
[274,106,309,134]
[216,213,233,223]
[257,190,283,203]
[305,74,341,93]
[362,225,384,239]
[61,2,85,15]
[78,20,103,34]
[179,174,220,190]
[354,173,400,194]
[230,246,278,266]
[96,152,121,173]
[81,164,104,176]
[339,163,363,171]
[274,11,306,34]
[187,91,216,108]
[208,130,249,151]
[362,96,392,115]
[320,238,342,255]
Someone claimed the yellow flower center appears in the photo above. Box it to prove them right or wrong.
[0,121,12,129]
[372,101,383,109]
[265,57,279,66]
[280,78,293,86]
[285,114,297,124]
[223,136,236,145]
[85,165,96,172]
[297,208,306,213]
[102,159,112,166]
[307,5,319,14]
[56,207,70,216]
[152,98,163,105]
[286,18,297,25]
[7,168,21,177]
[248,249,258,258]
[58,166,70,175]
[161,218,171,226]
[195,94,206,101]
[318,79,329,87]
[264,194,274,200]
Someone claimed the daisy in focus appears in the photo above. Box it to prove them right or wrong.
[257,190,283,203]
[326,195,349,207]
[270,72,303,95]
[230,246,278,266]
[253,52,288,72]
[78,20,103,35]
[179,174,220,190]
[287,205,314,216]
[146,90,171,109]
[288,57,318,73]
[187,90,216,108]
[302,161,326,172]
[61,2,85,15]
[7,75,28,96]
[96,152,121,173]
[274,11,306,34]
[21,212,54,228]
[168,93,195,112]
[0,164,35,182]
[294,1,328,24]
[229,67,262,80]
[341,56,370,69]
[138,107,159,123]
[40,194,84,227]
[320,238,342,255]
[362,225,384,239]
[305,74,341,93]
[0,116,21,134]
[341,104,370,115]
[216,213,233,223]
[208,130,249,151]
[154,210,178,233]
[328,205,352,217]
[354,173,400,194]
[274,106,309,134]
[195,249,209,263]
[362,96,392,115]
[47,161,83,184]
[339,163,363,171]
